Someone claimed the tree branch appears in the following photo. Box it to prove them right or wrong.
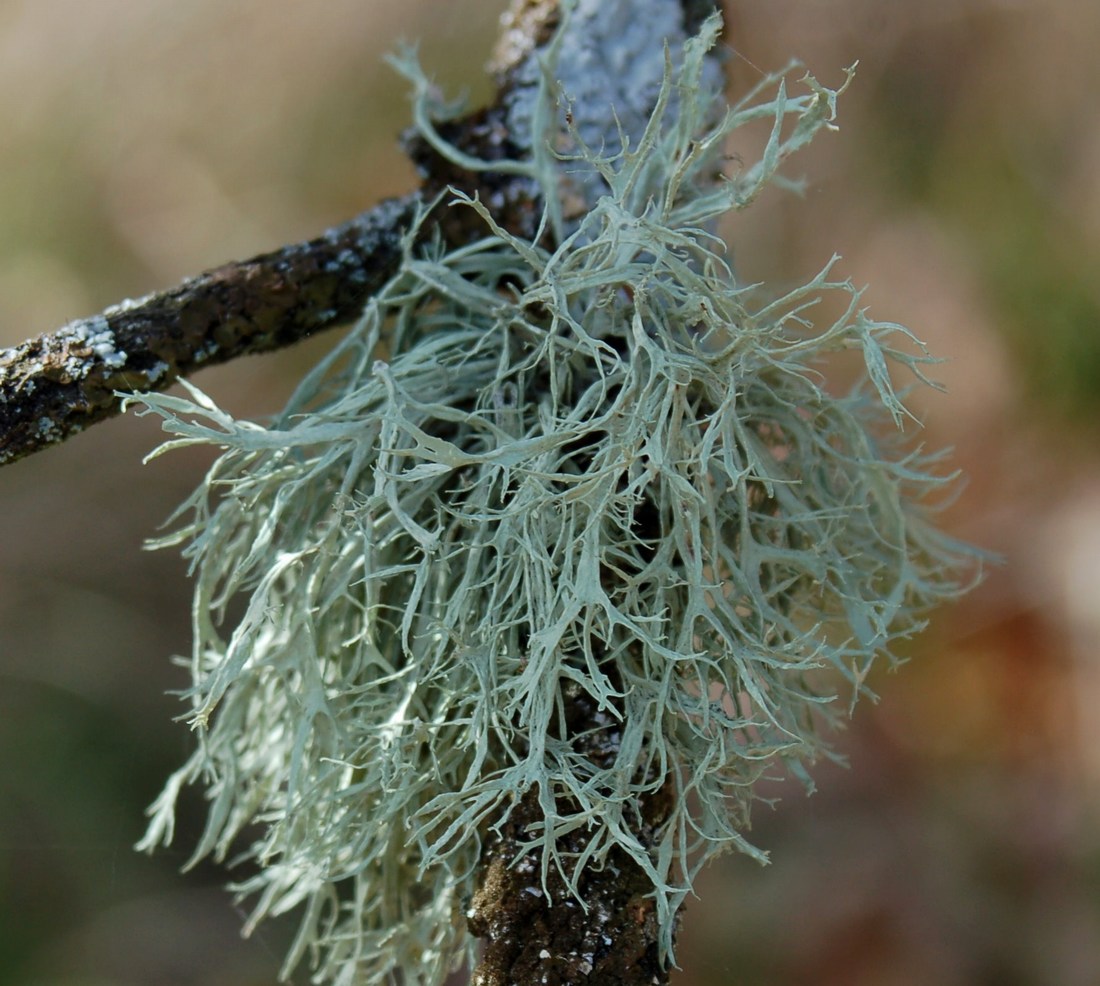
[0,196,421,466]
[0,19,551,470]
[0,0,720,470]
[468,684,678,986]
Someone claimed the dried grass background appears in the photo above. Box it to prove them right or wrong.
[1,2,1098,984]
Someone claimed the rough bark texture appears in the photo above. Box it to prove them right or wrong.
[468,789,677,986]
[467,678,679,986]
[0,196,419,465]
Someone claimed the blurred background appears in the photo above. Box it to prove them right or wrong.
[1,1,1097,983]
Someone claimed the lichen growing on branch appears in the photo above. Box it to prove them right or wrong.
[129,13,978,986]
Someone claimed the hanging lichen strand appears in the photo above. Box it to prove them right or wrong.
[129,14,977,986]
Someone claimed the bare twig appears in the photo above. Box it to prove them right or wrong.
[0,196,420,466]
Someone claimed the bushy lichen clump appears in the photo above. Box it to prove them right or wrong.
[131,15,975,986]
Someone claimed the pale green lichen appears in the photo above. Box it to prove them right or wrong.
[129,13,978,986]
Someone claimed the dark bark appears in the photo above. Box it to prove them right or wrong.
[0,196,419,466]
[467,680,679,986]
[468,789,677,986]
[0,25,554,469]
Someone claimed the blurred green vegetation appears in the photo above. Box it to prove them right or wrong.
[868,60,1100,424]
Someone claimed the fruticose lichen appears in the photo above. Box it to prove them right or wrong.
[129,13,978,986]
